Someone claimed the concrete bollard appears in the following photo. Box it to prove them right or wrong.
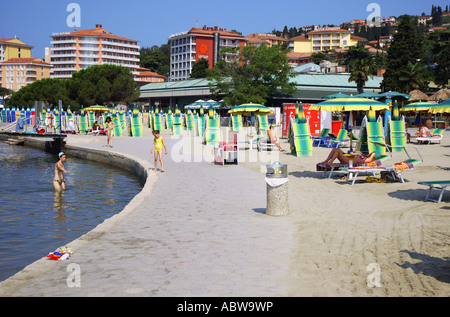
[265,162,289,216]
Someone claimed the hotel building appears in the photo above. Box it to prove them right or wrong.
[0,57,52,91]
[49,24,140,79]
[0,38,33,62]
[169,26,247,81]
[289,27,356,53]
[244,33,288,47]
[134,67,165,86]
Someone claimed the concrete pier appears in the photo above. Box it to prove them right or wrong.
[0,133,295,297]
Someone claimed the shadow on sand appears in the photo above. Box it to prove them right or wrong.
[396,250,450,284]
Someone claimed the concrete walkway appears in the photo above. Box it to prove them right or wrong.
[0,133,296,296]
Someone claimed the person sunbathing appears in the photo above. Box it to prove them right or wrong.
[320,148,376,165]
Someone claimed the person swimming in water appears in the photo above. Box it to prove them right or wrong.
[54,152,67,192]
[150,130,167,172]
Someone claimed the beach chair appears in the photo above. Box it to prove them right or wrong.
[257,137,278,152]
[231,115,243,133]
[204,117,221,146]
[257,114,269,136]
[79,111,88,134]
[329,129,350,148]
[342,144,423,185]
[312,128,331,147]
[357,116,391,162]
[416,129,444,144]
[386,117,407,153]
[418,181,450,203]
[288,117,312,157]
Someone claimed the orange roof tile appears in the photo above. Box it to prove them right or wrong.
[0,38,34,48]
[52,25,138,43]
[307,27,350,35]
[351,35,368,41]
[286,52,313,58]
[290,35,308,40]
[1,57,52,66]
[189,26,245,39]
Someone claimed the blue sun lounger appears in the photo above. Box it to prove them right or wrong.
[418,181,450,203]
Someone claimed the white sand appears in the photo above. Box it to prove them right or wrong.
[239,127,450,296]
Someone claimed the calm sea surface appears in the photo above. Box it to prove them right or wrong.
[0,141,143,282]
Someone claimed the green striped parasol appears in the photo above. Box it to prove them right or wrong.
[295,102,306,123]
[399,101,435,112]
[428,98,450,114]
[83,105,111,112]
[392,100,400,120]
[228,103,274,115]
[309,98,389,111]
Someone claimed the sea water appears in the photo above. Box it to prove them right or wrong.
[0,141,143,282]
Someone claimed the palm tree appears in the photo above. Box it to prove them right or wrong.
[348,58,374,94]
[398,62,425,92]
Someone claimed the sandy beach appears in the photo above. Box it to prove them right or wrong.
[0,125,449,297]
[240,127,450,296]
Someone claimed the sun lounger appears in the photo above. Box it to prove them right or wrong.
[312,128,331,147]
[257,114,269,136]
[257,137,278,152]
[416,129,444,144]
[329,129,350,148]
[343,161,417,185]
[204,117,221,146]
[418,180,450,203]
[387,118,407,153]
[357,116,391,162]
[316,161,383,179]
[341,144,423,185]
[231,115,243,133]
[289,117,312,157]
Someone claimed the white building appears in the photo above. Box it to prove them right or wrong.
[169,26,247,81]
[49,24,140,79]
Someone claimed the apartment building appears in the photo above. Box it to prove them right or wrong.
[134,67,165,86]
[0,38,33,62]
[49,24,140,79]
[169,26,247,81]
[0,57,52,91]
[244,33,288,47]
[289,27,355,53]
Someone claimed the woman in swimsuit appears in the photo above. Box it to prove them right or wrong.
[320,148,376,165]
[54,152,67,192]
[150,130,167,172]
[105,116,116,148]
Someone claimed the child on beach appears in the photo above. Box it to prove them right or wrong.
[150,130,167,172]
[105,116,116,148]
[53,152,67,192]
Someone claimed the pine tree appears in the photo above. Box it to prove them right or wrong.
[381,15,427,92]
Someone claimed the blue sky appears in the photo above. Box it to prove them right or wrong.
[1,0,448,58]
